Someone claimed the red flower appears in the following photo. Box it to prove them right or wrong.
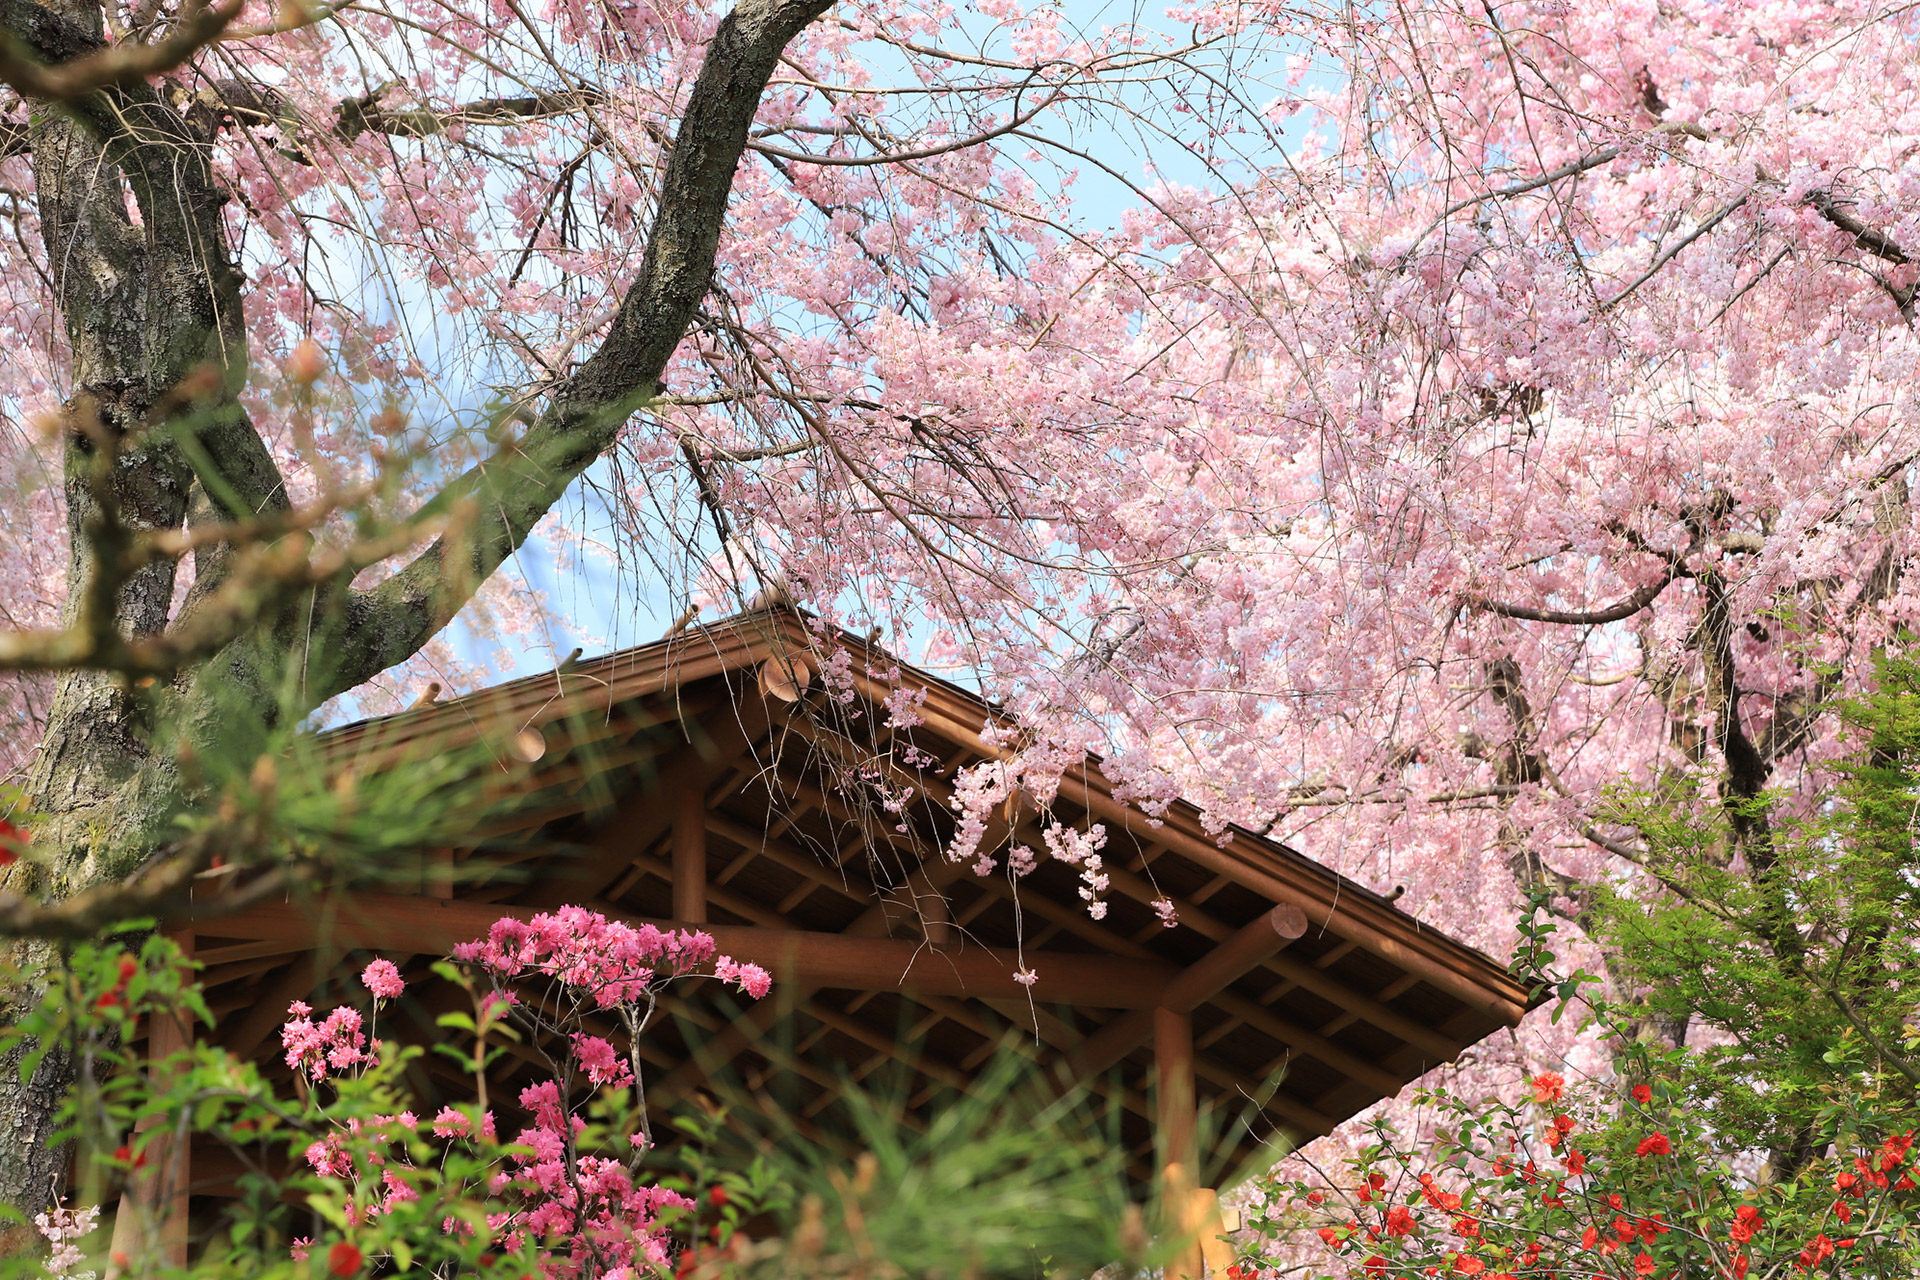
[327,1242,363,1278]
[1731,1251,1749,1279]
[708,1185,729,1208]
[1386,1206,1418,1237]
[1547,1115,1576,1149]
[0,818,25,866]
[1729,1206,1763,1243]
[1634,1132,1671,1158]
[1364,1257,1388,1279]
[1632,1084,1653,1105]
[1531,1072,1565,1103]
[1633,1253,1655,1277]
[1564,1148,1586,1175]
[1453,1255,1484,1276]
[1580,1225,1598,1252]
[1797,1234,1835,1268]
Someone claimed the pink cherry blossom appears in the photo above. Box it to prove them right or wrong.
[360,959,405,1000]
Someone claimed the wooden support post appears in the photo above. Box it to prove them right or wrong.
[110,932,194,1273]
[672,784,707,924]
[1156,1005,1206,1280]
[1155,1006,1196,1180]
[428,847,455,900]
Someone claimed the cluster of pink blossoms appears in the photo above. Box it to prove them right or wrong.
[280,960,406,1080]
[450,905,771,1003]
[279,907,771,1278]
[282,1003,375,1081]
[494,1079,693,1276]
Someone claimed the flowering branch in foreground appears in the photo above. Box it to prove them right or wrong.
[280,906,772,1280]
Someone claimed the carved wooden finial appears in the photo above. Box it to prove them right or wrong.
[406,681,442,711]
[663,604,699,637]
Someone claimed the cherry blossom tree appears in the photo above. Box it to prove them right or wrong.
[3,0,1919,1239]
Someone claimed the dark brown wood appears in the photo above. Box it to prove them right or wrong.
[184,891,1176,1006]
[226,956,324,1059]
[520,695,771,910]
[1154,1005,1196,1178]
[1067,904,1312,1079]
[672,784,707,923]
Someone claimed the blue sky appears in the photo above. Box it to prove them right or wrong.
[412,0,1308,690]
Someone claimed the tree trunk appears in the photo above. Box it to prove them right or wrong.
[0,0,832,1236]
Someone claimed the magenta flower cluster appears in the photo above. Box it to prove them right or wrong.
[278,905,772,1277]
[450,905,772,1003]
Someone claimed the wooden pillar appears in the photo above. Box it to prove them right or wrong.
[1156,1005,1231,1278]
[672,784,707,923]
[110,932,194,1273]
[1154,1005,1196,1180]
[426,847,455,900]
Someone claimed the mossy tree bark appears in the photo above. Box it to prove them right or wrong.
[0,0,833,1237]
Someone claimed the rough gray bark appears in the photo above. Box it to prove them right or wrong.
[0,0,832,1234]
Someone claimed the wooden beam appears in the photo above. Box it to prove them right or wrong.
[672,784,707,923]
[520,695,772,909]
[706,812,868,906]
[224,956,324,1060]
[184,891,1175,1007]
[1068,904,1309,1078]
[1162,903,1307,1012]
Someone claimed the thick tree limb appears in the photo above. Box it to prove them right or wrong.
[335,0,836,696]
[335,85,607,140]
[1464,569,1678,624]
[0,0,241,100]
[1804,188,1912,266]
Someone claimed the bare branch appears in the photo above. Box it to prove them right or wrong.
[0,838,287,940]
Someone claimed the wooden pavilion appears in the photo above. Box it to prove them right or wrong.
[150,606,1534,1272]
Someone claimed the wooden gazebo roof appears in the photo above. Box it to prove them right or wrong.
[174,606,1533,1197]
